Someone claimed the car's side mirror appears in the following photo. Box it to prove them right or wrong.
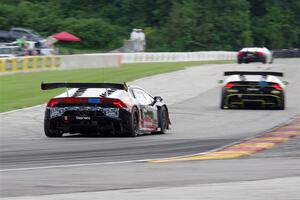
[218,80,224,84]
[283,81,289,85]
[152,96,163,105]
[154,96,163,102]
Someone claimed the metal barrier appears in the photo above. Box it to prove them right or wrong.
[0,56,61,73]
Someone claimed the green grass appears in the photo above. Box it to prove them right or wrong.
[0,60,233,112]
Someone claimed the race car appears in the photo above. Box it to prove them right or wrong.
[237,47,273,64]
[220,71,286,110]
[41,82,170,137]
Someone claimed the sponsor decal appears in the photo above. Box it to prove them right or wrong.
[75,116,91,120]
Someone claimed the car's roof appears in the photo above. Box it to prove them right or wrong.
[240,47,269,52]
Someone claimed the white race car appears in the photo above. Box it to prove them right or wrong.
[237,47,273,64]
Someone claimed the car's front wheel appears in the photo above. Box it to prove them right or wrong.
[158,106,169,134]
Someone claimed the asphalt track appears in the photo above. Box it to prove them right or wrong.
[0,58,299,199]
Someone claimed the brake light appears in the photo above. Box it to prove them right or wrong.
[47,99,62,107]
[256,52,264,56]
[46,98,87,107]
[237,51,244,56]
[64,98,86,104]
[272,84,282,90]
[225,83,235,89]
[108,99,127,108]
[46,97,127,108]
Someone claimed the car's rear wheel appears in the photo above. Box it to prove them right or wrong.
[158,106,169,134]
[124,107,139,137]
[44,120,63,137]
[277,96,285,110]
[220,90,227,109]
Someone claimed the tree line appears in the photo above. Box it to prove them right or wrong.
[0,0,299,51]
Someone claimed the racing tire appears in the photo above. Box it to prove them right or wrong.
[158,106,169,134]
[262,57,267,64]
[220,90,227,109]
[276,96,285,110]
[124,107,139,137]
[44,120,63,137]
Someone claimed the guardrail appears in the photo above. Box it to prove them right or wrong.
[0,51,236,74]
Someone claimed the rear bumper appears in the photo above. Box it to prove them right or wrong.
[53,116,123,133]
[44,108,131,134]
[224,93,283,108]
[238,56,265,63]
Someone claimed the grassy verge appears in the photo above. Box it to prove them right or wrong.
[0,60,233,112]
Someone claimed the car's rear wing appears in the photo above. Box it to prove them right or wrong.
[41,82,128,91]
[224,71,283,77]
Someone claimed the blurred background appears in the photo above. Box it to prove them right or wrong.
[0,0,299,54]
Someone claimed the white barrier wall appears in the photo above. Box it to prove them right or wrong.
[119,51,236,63]
[0,51,236,73]
[61,54,121,69]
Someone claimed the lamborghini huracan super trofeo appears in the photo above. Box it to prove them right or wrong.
[41,82,170,137]
[220,71,285,110]
[237,47,273,64]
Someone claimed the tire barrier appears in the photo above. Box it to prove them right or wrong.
[273,49,300,58]
[0,56,61,73]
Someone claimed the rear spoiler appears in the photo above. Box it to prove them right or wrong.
[224,71,283,77]
[41,82,128,91]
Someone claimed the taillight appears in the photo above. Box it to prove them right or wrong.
[107,99,127,108]
[238,51,244,56]
[225,83,235,89]
[46,98,88,107]
[64,98,86,104]
[47,99,62,107]
[46,97,127,108]
[272,84,282,90]
[256,52,264,56]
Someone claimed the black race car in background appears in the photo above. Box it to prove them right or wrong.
[41,82,170,137]
[237,47,273,64]
[220,71,286,110]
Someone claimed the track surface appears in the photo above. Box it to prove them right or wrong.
[0,59,299,199]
